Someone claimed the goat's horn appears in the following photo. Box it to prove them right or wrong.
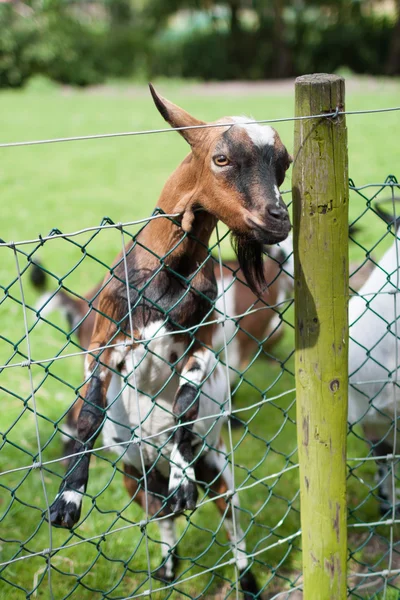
[149,83,206,146]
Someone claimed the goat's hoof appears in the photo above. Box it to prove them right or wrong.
[170,480,198,513]
[49,492,82,529]
[239,569,261,599]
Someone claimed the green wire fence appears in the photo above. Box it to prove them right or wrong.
[2,177,400,599]
[347,175,400,600]
[1,76,400,600]
[0,211,300,600]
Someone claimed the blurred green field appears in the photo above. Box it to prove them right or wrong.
[0,78,400,599]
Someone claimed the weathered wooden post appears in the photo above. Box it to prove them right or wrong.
[292,74,349,598]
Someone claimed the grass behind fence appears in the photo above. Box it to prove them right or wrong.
[1,79,400,599]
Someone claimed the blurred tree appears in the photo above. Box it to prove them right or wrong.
[108,0,133,25]
[144,0,294,76]
[252,0,292,77]
[1,0,397,86]
[386,0,400,74]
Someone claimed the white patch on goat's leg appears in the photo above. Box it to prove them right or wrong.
[57,485,85,509]
[158,518,177,580]
[168,443,195,495]
[179,348,212,387]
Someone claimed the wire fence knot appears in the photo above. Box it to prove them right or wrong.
[331,106,340,119]
[225,489,235,502]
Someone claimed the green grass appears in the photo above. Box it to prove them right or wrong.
[0,77,400,599]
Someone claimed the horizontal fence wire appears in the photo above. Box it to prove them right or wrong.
[1,97,400,599]
[0,106,399,149]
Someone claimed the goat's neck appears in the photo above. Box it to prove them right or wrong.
[138,159,216,274]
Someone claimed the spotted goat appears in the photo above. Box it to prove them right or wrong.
[31,247,293,442]
[47,86,292,595]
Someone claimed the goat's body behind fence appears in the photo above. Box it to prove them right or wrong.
[349,238,400,444]
[47,86,292,598]
[349,228,400,514]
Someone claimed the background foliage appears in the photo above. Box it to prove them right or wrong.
[0,0,399,87]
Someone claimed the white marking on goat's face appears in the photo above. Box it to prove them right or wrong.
[230,116,275,148]
[274,185,281,207]
[206,116,291,250]
[210,117,275,175]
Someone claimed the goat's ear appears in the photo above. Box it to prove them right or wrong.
[149,83,206,146]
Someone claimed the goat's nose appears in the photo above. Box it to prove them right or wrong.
[267,205,288,220]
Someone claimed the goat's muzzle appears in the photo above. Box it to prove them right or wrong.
[232,204,291,295]
[246,208,291,245]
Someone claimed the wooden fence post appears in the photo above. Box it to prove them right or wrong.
[292,73,349,598]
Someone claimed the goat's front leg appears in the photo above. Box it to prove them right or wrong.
[168,334,213,513]
[50,344,116,528]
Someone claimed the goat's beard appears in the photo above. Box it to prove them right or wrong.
[231,233,266,296]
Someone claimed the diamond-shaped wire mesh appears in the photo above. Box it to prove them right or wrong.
[2,176,400,600]
[348,176,400,599]
[0,205,299,600]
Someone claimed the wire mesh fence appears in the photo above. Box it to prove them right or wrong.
[347,176,400,600]
[0,210,299,600]
[1,88,400,600]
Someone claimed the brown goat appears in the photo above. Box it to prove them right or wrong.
[46,87,292,596]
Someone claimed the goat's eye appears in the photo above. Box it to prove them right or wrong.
[213,155,230,167]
